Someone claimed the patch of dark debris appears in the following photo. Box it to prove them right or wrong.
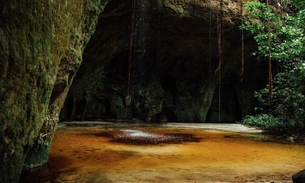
[96,129,201,145]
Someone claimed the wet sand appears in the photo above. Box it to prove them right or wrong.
[20,124,305,183]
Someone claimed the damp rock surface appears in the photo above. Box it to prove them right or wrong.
[292,169,305,183]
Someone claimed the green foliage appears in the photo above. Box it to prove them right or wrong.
[247,59,305,136]
[241,2,305,62]
[240,2,277,57]
[242,114,278,129]
[242,113,305,136]
[241,1,305,136]
[291,0,305,10]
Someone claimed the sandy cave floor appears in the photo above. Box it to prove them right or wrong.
[20,122,305,183]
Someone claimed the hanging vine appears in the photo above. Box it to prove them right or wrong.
[208,0,212,73]
[240,0,244,82]
[126,0,137,107]
[216,0,224,122]
[216,0,224,73]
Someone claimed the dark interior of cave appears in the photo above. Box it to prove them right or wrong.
[59,0,269,123]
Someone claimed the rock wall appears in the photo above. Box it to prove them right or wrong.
[61,0,268,123]
[0,1,107,182]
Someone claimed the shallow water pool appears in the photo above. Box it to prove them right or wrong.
[20,125,305,182]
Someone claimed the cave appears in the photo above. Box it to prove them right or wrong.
[60,0,267,123]
[0,0,273,182]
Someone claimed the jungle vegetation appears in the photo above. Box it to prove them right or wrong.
[241,0,305,137]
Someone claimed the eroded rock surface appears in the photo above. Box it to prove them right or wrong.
[0,1,107,182]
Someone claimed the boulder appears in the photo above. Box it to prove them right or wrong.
[292,169,305,183]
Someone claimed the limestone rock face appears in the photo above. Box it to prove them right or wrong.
[62,0,266,123]
[0,1,107,182]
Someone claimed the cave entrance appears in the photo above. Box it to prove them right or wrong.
[59,0,261,123]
